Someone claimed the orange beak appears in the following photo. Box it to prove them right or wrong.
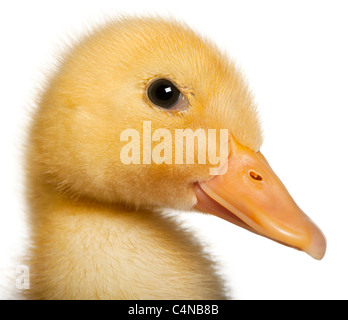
[195,137,326,260]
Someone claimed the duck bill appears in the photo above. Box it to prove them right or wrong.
[195,138,326,260]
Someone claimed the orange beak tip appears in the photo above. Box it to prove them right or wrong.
[305,228,327,260]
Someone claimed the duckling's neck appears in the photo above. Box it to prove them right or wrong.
[27,183,227,299]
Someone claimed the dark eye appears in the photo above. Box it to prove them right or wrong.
[147,79,185,110]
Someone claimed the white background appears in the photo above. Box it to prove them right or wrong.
[1,0,347,299]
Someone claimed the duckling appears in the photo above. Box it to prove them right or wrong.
[26,17,326,300]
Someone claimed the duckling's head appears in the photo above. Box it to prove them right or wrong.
[31,17,326,259]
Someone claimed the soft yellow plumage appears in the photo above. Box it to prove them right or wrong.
[25,16,325,300]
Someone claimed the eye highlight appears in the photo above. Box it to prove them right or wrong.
[146,78,188,112]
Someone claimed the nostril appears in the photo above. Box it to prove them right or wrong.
[249,170,263,181]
